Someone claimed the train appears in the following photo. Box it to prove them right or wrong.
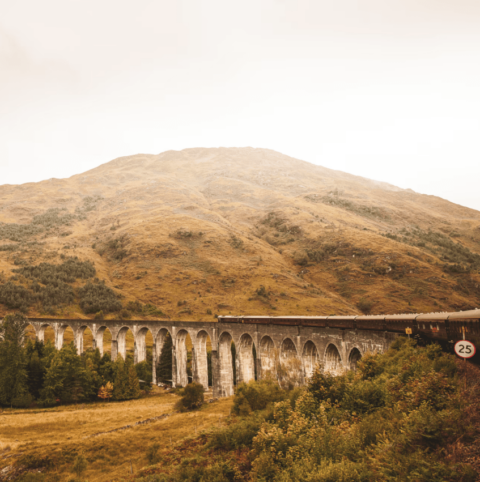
[218,309,480,344]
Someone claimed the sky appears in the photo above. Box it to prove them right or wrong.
[1,0,480,210]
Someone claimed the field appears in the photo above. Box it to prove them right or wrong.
[0,389,233,481]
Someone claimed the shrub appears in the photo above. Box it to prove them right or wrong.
[71,454,88,478]
[357,297,374,314]
[174,382,204,411]
[146,442,161,465]
[232,379,285,415]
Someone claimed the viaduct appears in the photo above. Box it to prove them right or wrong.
[23,317,398,398]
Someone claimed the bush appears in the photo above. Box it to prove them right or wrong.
[174,382,204,411]
[146,442,161,465]
[232,379,285,415]
[71,454,88,478]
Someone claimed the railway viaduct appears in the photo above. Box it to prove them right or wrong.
[25,318,398,398]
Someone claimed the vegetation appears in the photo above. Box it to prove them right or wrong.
[135,339,479,481]
[78,281,122,314]
[0,208,80,243]
[174,382,204,412]
[0,315,144,408]
[383,228,480,273]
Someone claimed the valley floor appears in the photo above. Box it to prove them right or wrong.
[0,388,233,481]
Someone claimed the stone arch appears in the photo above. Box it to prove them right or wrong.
[279,337,302,388]
[302,340,319,379]
[117,326,134,361]
[259,335,276,378]
[25,323,37,342]
[155,328,173,385]
[195,330,211,389]
[74,325,93,354]
[175,329,192,388]
[218,331,234,397]
[237,333,255,384]
[348,347,362,371]
[95,326,112,357]
[324,343,343,375]
[37,324,55,344]
[55,324,73,350]
[135,327,153,364]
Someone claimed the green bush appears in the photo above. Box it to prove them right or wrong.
[174,382,204,411]
[232,379,285,415]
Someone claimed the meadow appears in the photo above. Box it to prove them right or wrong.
[0,389,233,481]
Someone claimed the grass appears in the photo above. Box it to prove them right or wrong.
[0,389,233,481]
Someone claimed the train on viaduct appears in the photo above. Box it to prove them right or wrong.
[12,309,480,398]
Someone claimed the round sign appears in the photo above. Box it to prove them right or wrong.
[454,340,476,359]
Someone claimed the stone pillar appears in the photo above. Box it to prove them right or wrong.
[218,333,234,397]
[152,342,157,385]
[36,325,45,343]
[211,349,221,398]
[172,345,177,388]
[95,328,105,357]
[111,339,118,361]
[74,329,83,355]
[175,332,188,388]
[237,334,255,384]
[54,325,65,350]
[193,333,209,390]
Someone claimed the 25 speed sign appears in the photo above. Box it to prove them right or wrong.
[454,340,476,358]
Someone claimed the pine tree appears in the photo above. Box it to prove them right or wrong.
[0,313,32,407]
[157,333,173,384]
[125,358,141,400]
[113,355,127,400]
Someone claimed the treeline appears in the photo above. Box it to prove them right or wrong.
[142,337,479,482]
[0,313,150,408]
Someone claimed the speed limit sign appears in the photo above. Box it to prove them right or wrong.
[454,340,476,359]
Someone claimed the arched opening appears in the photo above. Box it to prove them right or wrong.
[175,330,193,388]
[61,325,75,350]
[25,324,37,342]
[83,326,94,351]
[195,330,212,390]
[39,324,55,345]
[237,333,255,384]
[260,336,275,378]
[95,326,112,356]
[219,332,234,397]
[349,348,362,371]
[279,338,302,389]
[117,327,135,362]
[156,328,173,385]
[302,340,319,379]
[325,344,342,375]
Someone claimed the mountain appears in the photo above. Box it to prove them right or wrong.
[1,147,480,320]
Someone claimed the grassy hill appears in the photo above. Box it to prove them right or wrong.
[1,147,480,321]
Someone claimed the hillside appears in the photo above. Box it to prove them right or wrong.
[1,147,480,321]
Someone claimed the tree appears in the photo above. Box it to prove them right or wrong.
[40,343,96,405]
[113,355,128,400]
[98,381,113,402]
[157,333,173,384]
[174,382,204,412]
[125,358,141,400]
[0,313,32,407]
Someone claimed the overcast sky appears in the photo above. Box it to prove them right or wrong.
[1,0,480,210]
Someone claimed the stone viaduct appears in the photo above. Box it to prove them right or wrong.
[24,317,398,398]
